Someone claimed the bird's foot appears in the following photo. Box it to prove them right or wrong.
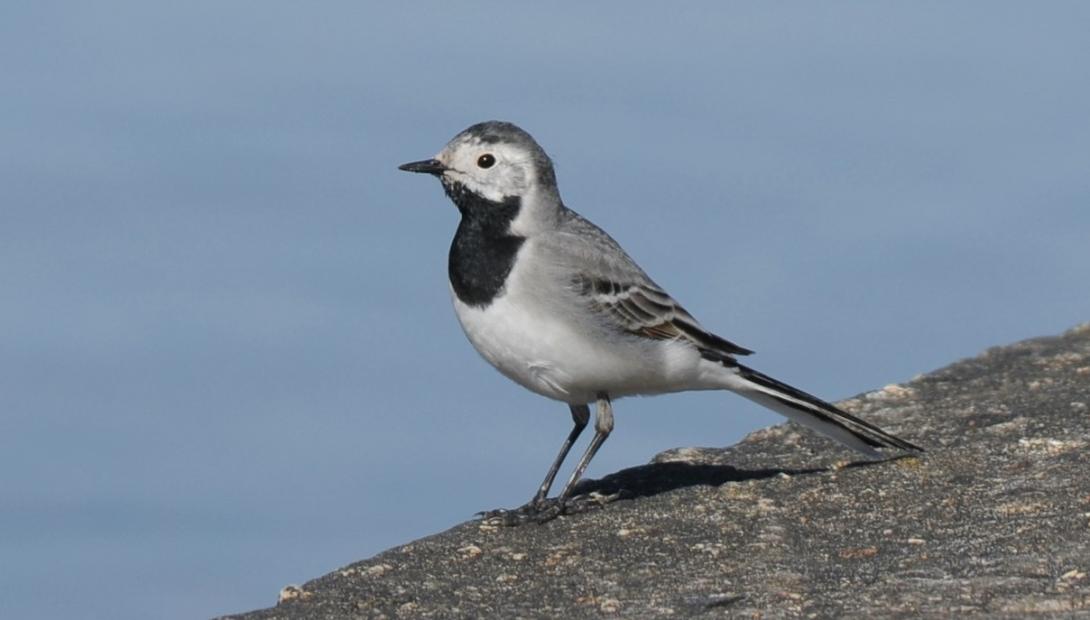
[478,492,619,526]
[476,500,557,526]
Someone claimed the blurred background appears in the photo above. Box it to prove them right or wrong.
[2,2,1088,617]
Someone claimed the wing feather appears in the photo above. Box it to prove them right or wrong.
[545,210,754,360]
[572,274,753,358]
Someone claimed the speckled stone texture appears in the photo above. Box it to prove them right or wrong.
[221,324,1090,619]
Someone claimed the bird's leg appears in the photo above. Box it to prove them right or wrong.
[529,404,590,508]
[479,396,612,525]
[478,404,590,524]
[556,392,613,502]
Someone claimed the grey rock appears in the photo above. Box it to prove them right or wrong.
[220,324,1090,618]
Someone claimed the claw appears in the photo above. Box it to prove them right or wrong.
[478,492,618,526]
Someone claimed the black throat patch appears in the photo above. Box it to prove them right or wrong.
[444,181,525,308]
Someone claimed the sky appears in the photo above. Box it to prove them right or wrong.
[2,2,1089,618]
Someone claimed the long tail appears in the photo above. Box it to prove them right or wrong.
[724,363,923,458]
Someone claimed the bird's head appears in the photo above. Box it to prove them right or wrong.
[399,121,559,207]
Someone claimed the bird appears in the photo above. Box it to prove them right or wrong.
[398,121,922,522]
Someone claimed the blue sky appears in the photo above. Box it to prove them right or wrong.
[2,2,1088,618]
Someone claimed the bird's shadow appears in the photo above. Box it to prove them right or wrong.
[570,455,911,502]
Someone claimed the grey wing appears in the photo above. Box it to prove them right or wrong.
[545,213,753,360]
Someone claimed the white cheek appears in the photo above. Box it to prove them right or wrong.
[444,170,511,203]
[481,185,510,203]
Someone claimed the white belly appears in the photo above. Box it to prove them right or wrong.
[450,283,708,405]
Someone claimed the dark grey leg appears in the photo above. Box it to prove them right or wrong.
[479,396,613,525]
[557,393,613,500]
[530,404,590,506]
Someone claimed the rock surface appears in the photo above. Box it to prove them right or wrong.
[221,325,1090,618]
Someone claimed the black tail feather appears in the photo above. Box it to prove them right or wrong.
[736,363,924,453]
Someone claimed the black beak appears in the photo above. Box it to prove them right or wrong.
[398,159,447,175]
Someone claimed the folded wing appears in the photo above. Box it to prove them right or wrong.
[571,274,753,360]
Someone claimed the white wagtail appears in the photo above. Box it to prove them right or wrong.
[399,121,921,521]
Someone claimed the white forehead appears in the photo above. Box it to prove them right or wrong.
[438,135,532,165]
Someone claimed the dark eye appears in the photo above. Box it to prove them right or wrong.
[477,154,495,169]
